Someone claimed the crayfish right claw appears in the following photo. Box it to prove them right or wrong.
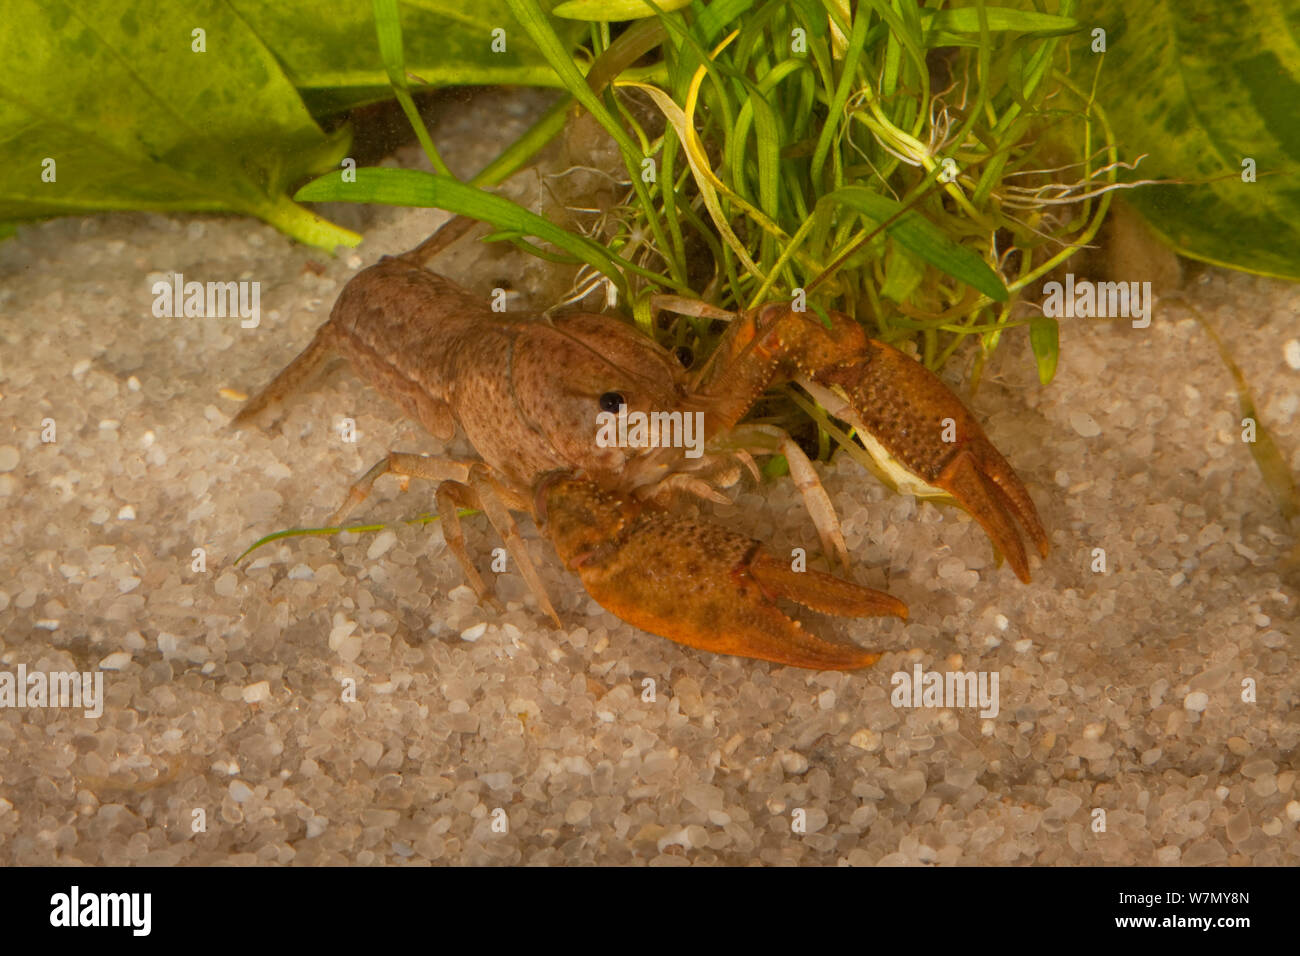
[540,477,904,671]
[799,337,1049,583]
[693,305,1048,583]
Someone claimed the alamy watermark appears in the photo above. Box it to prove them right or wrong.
[0,664,104,718]
[595,404,705,459]
[49,886,150,936]
[1042,273,1151,328]
[151,273,260,328]
[891,662,999,718]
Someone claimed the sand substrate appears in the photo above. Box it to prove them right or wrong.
[0,102,1297,867]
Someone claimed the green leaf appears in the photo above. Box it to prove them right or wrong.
[294,166,629,297]
[0,0,358,251]
[233,0,584,114]
[372,0,453,176]
[820,187,1009,302]
[694,0,756,43]
[236,508,476,564]
[1075,0,1300,280]
[468,94,573,187]
[480,230,583,263]
[552,0,692,21]
[728,77,787,220]
[762,454,789,479]
[920,6,1078,46]
[880,242,925,304]
[504,0,641,161]
[1196,312,1299,523]
[1029,315,1059,385]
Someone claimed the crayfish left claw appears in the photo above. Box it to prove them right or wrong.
[540,476,903,670]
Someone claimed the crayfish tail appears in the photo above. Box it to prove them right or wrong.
[229,324,338,431]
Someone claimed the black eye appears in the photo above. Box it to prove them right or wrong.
[598,391,625,413]
[673,346,694,369]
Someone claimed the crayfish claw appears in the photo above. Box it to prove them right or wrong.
[540,477,900,671]
[937,448,1032,583]
[966,439,1050,563]
[749,553,907,621]
[798,336,1049,582]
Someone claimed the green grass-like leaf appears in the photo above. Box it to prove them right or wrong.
[819,187,1009,303]
[1029,316,1060,385]
[295,166,637,297]
[236,509,478,564]
[553,0,692,20]
[372,0,453,176]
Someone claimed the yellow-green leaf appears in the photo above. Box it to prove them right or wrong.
[552,0,692,21]
[1074,0,1300,280]
[1029,315,1059,385]
[0,0,357,250]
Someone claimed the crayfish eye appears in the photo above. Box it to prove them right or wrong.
[598,391,626,413]
[673,346,694,369]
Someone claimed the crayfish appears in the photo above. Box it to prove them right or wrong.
[233,216,1047,671]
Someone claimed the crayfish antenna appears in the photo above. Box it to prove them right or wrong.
[397,214,477,266]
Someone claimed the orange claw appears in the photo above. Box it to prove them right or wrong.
[695,304,1049,582]
[539,476,905,670]
[805,336,1049,582]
